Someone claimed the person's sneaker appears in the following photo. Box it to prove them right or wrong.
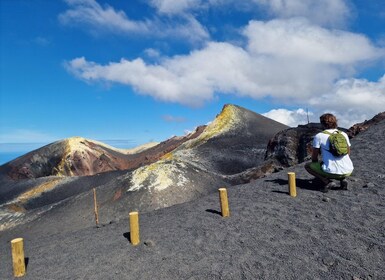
[321,181,336,193]
[340,179,348,190]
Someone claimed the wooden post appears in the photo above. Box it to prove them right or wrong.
[129,211,140,245]
[11,238,26,277]
[93,188,99,226]
[219,188,230,217]
[288,172,297,197]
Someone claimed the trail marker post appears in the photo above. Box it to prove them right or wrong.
[219,188,230,217]
[11,238,26,277]
[129,211,140,245]
[93,188,99,226]
[288,172,297,197]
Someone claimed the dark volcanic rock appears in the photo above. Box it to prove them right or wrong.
[347,111,385,138]
[264,123,323,167]
[349,118,385,180]
[179,104,289,175]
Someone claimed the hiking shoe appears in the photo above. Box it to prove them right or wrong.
[340,179,348,190]
[321,181,336,193]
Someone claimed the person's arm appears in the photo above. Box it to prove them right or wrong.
[311,148,320,162]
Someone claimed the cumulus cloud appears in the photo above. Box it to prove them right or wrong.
[66,19,384,106]
[65,43,253,106]
[263,108,312,127]
[150,0,203,15]
[252,0,351,27]
[264,75,385,128]
[309,75,385,127]
[244,18,383,64]
[59,0,150,34]
[144,48,161,58]
[59,0,209,42]
[150,0,351,28]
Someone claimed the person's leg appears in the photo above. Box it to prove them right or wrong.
[305,162,336,192]
[305,162,330,185]
[328,174,350,190]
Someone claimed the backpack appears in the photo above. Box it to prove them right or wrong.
[323,130,349,157]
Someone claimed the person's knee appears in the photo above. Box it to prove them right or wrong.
[304,162,312,172]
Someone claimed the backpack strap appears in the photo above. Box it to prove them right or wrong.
[322,130,335,153]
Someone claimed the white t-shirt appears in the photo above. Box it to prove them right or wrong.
[313,129,354,175]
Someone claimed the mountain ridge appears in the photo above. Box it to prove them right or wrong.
[1,105,382,234]
[0,104,288,232]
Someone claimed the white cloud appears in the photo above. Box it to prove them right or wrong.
[252,0,351,27]
[263,108,312,127]
[309,75,385,127]
[150,0,203,15]
[244,18,383,64]
[144,48,161,58]
[59,0,209,42]
[65,43,253,106]
[66,18,384,105]
[150,0,351,28]
[159,15,209,43]
[59,0,150,34]
[264,75,385,128]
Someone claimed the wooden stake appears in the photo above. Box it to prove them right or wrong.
[288,172,297,197]
[11,238,26,277]
[219,188,230,217]
[129,211,140,245]
[93,188,99,226]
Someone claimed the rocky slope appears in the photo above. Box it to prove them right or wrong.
[347,111,385,137]
[0,104,288,232]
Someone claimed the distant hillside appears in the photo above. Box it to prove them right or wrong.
[0,129,205,179]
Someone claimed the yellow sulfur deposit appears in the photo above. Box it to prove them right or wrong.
[182,104,241,149]
[53,139,73,176]
[130,160,188,192]
[17,178,63,203]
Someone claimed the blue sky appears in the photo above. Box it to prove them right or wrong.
[1,0,384,162]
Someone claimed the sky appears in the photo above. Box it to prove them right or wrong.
[0,0,385,162]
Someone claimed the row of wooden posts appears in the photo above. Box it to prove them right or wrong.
[9,172,297,277]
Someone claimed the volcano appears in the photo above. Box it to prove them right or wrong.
[0,104,288,232]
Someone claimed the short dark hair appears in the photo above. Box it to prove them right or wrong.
[320,113,338,129]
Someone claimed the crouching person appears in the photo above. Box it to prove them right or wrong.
[305,113,354,192]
